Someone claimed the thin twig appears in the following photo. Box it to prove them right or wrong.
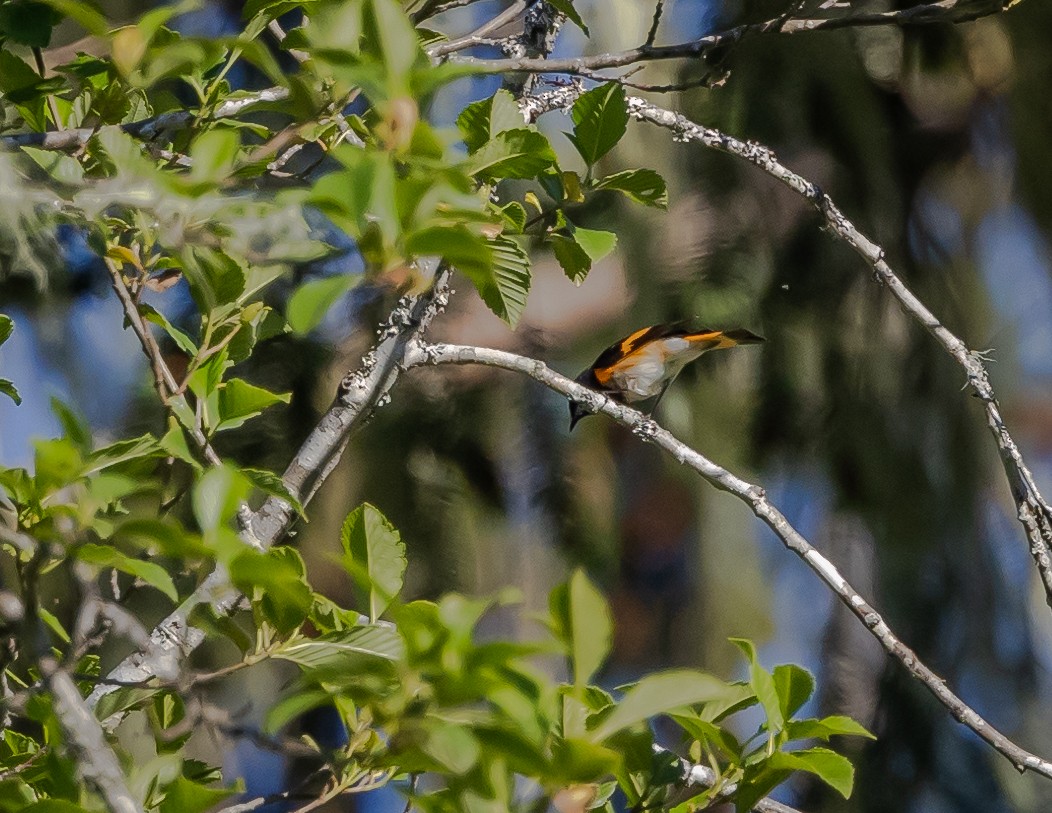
[429,0,530,57]
[644,0,665,48]
[406,340,1052,782]
[454,0,1022,76]
[104,256,224,467]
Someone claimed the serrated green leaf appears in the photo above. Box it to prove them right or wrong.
[75,543,178,601]
[595,168,668,209]
[569,82,627,166]
[0,314,12,346]
[457,89,525,152]
[276,625,405,669]
[286,274,357,335]
[500,201,528,233]
[589,670,736,742]
[485,236,531,325]
[216,378,290,431]
[467,129,556,181]
[341,503,406,622]
[551,234,591,286]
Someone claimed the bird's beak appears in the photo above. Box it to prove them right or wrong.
[568,401,585,431]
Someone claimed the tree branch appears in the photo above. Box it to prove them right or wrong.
[615,95,1052,611]
[88,267,451,720]
[406,340,1052,781]
[452,0,1020,75]
[522,85,1052,612]
[2,86,291,151]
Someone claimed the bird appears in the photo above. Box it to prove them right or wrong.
[568,323,765,430]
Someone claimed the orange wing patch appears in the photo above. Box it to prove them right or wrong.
[618,326,655,356]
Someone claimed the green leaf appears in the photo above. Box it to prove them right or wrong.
[192,465,252,533]
[457,89,524,153]
[38,607,70,644]
[33,438,83,492]
[341,503,407,622]
[188,129,240,184]
[731,638,784,735]
[275,625,405,669]
[22,801,93,813]
[141,305,198,356]
[551,234,591,286]
[766,747,855,798]
[568,82,627,166]
[773,663,814,719]
[93,685,161,723]
[38,0,109,35]
[241,467,304,517]
[785,715,875,742]
[589,670,737,742]
[361,0,420,88]
[50,397,91,451]
[85,434,159,475]
[20,146,84,184]
[75,543,178,601]
[264,687,333,733]
[216,378,290,431]
[0,380,21,406]
[547,0,589,35]
[0,1,61,47]
[0,315,12,346]
[286,274,357,335]
[550,568,611,687]
[111,518,209,559]
[595,168,668,209]
[158,776,237,813]
[574,227,617,263]
[467,129,557,181]
[668,713,742,760]
[423,722,480,775]
[482,236,531,326]
[230,547,313,634]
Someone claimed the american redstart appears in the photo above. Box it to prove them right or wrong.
[569,324,764,429]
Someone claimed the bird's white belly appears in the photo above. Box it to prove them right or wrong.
[610,339,704,401]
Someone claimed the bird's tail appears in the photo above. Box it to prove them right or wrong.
[714,328,765,347]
